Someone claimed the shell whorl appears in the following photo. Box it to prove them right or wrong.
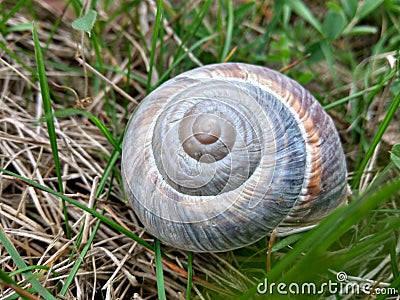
[121,63,348,252]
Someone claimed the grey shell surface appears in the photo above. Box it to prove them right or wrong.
[121,63,348,252]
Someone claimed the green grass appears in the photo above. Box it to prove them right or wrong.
[32,21,70,239]
[0,0,399,299]
[0,229,57,300]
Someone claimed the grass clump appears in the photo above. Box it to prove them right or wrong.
[0,0,399,299]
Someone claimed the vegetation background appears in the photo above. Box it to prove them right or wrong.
[0,0,399,299]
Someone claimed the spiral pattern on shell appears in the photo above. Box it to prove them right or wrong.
[121,63,348,252]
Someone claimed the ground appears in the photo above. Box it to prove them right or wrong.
[0,1,399,299]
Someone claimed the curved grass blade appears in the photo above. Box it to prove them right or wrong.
[9,266,58,278]
[40,108,120,151]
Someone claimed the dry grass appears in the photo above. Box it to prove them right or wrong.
[0,2,184,299]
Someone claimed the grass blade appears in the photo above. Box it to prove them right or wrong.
[0,42,34,80]
[157,33,217,85]
[358,0,385,20]
[238,178,400,299]
[41,108,120,151]
[9,266,57,278]
[164,0,212,79]
[391,144,400,169]
[0,269,36,300]
[389,239,399,279]
[186,252,194,300]
[0,168,154,251]
[147,0,163,93]
[0,269,19,286]
[351,86,400,188]
[282,179,400,282]
[319,39,339,86]
[32,21,70,238]
[60,219,102,295]
[220,0,234,62]
[257,1,284,55]
[96,148,120,198]
[0,0,26,30]
[154,239,167,300]
[324,85,377,110]
[285,0,322,34]
[0,227,57,300]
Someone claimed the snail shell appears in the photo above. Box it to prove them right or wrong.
[121,63,348,252]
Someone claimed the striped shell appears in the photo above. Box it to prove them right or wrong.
[121,63,348,252]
